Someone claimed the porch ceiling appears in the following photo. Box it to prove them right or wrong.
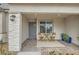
[22,13,79,20]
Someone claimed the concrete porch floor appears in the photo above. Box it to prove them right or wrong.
[17,39,79,55]
[17,39,41,55]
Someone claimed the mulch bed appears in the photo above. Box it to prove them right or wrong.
[41,47,79,55]
[0,43,17,55]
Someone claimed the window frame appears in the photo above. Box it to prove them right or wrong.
[40,20,54,33]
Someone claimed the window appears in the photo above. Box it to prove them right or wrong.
[40,21,53,33]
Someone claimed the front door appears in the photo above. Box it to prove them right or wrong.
[29,22,36,40]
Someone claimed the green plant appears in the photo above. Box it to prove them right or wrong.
[49,51,55,55]
[77,36,79,41]
[59,53,62,55]
[63,33,69,42]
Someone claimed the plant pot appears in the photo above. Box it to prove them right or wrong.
[67,37,72,43]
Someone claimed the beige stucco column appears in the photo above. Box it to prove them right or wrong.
[0,12,3,41]
[36,18,39,40]
[8,13,22,51]
[0,11,7,42]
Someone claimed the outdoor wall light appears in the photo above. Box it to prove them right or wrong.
[10,15,16,21]
[4,9,9,13]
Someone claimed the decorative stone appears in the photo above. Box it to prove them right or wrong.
[8,13,22,51]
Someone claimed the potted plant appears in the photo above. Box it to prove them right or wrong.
[61,33,72,43]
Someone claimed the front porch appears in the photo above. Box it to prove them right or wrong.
[8,13,79,55]
[16,13,79,55]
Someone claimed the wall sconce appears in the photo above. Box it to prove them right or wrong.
[4,9,9,13]
[10,15,16,21]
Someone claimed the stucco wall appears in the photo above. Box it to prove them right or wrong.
[0,12,6,33]
[65,15,79,45]
[0,12,8,42]
[0,12,3,33]
[2,12,6,33]
[53,18,65,39]
[0,12,3,41]
[22,15,29,44]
